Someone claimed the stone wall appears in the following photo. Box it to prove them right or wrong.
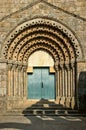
[0,0,86,58]
[0,62,7,96]
[0,0,86,111]
[0,0,86,60]
[0,61,7,113]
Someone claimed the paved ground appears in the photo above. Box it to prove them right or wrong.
[0,115,86,130]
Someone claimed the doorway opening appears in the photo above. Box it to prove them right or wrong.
[27,67,55,99]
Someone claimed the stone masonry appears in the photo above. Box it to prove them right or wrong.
[0,0,86,112]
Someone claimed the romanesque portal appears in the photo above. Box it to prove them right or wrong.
[1,18,82,109]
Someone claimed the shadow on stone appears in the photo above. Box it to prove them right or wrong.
[22,99,75,116]
[0,122,30,130]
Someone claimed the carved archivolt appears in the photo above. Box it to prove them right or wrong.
[2,18,82,65]
[2,18,83,106]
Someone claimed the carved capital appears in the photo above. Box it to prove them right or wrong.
[12,64,18,70]
[55,65,58,71]
[22,66,27,72]
[0,58,8,63]
[58,64,64,70]
[18,65,22,71]
[65,64,70,70]
[70,62,75,68]
[8,63,12,70]
[55,61,58,66]
[54,61,58,71]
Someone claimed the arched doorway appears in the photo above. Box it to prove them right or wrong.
[27,50,55,100]
[1,17,82,109]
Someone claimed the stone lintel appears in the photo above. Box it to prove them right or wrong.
[49,67,55,73]
[27,67,33,73]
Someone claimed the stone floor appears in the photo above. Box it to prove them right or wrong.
[0,115,86,130]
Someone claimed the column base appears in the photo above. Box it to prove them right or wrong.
[56,96,66,106]
[60,96,66,105]
[65,97,71,108]
[65,97,75,109]
[70,97,76,109]
[56,96,76,109]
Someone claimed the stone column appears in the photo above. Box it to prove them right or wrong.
[65,64,71,97]
[68,63,75,97]
[55,63,59,103]
[70,63,73,97]
[64,64,67,97]
[18,65,22,97]
[68,65,71,97]
[65,64,71,107]
[72,63,75,97]
[57,68,60,98]
[62,64,65,97]
[13,64,18,97]
[23,65,27,98]
[16,64,19,96]
[16,65,19,97]
[59,64,62,97]
[20,66,23,98]
[71,63,75,108]
[7,63,12,96]
[60,64,65,105]
[11,65,14,96]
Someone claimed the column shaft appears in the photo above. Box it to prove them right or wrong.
[59,68,62,96]
[8,69,11,96]
[65,69,67,97]
[70,68,73,97]
[23,66,27,97]
[72,66,75,97]
[57,70,60,97]
[13,65,18,96]
[11,67,14,96]
[62,67,65,96]
[18,66,22,97]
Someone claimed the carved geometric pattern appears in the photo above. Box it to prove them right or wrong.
[2,18,82,64]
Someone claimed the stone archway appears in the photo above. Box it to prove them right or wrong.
[1,17,82,109]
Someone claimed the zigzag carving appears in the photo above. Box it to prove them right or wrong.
[2,18,82,64]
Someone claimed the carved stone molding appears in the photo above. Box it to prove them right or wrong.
[1,18,79,106]
[1,18,82,64]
